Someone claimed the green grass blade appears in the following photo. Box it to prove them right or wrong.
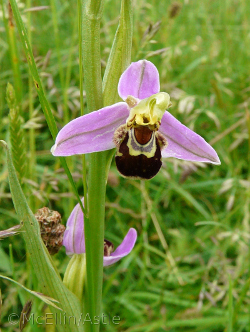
[0,275,61,310]
[170,181,211,219]
[228,275,234,332]
[233,278,250,327]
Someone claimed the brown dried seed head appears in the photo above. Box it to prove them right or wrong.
[35,207,65,255]
[35,207,61,228]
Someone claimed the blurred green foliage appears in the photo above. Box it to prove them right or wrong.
[0,0,250,331]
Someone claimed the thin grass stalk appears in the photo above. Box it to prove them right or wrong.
[50,0,69,124]
[77,0,88,215]
[0,87,3,118]
[246,107,250,330]
[1,1,23,105]
[9,0,85,214]
[50,0,64,86]
[232,278,250,327]
[63,13,80,213]
[26,0,36,210]
[81,0,105,330]
[25,1,38,305]
[9,244,26,305]
[64,17,78,112]
[228,275,233,332]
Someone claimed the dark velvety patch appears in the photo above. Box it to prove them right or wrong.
[134,126,152,145]
[115,133,162,180]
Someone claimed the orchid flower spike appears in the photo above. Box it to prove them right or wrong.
[52,60,220,179]
[63,200,137,266]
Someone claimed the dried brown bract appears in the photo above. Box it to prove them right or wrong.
[19,300,32,331]
[0,224,21,239]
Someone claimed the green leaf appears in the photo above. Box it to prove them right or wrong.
[102,0,133,106]
[0,247,12,273]
[0,140,83,332]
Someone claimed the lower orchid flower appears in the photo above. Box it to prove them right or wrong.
[63,200,137,266]
[51,60,220,179]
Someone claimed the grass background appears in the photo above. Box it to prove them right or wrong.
[0,0,250,331]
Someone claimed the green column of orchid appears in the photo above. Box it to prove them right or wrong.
[81,0,105,331]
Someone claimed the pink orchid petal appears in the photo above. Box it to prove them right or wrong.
[52,102,129,156]
[160,111,221,164]
[103,228,137,266]
[63,199,85,255]
[118,60,160,101]
[63,200,137,266]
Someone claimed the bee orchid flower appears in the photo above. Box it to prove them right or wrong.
[52,60,220,179]
[63,200,137,266]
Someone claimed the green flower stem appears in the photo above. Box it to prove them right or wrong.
[81,0,105,331]
[84,152,106,328]
[80,2,133,329]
